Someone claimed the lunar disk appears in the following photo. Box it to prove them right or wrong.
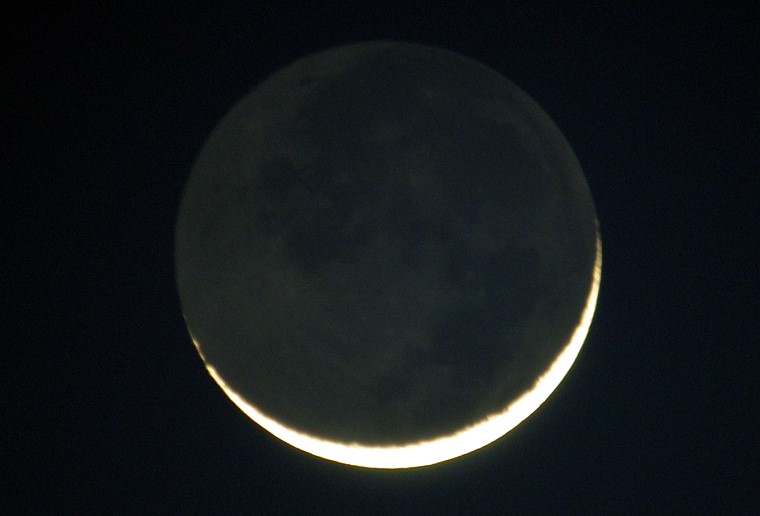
[176,41,601,468]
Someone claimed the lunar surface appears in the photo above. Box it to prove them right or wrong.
[176,41,601,468]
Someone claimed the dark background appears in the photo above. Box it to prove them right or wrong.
[6,2,758,513]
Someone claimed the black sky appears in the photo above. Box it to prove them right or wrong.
[6,3,758,513]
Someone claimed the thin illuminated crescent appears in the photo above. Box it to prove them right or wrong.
[194,234,602,469]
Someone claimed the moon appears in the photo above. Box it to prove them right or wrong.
[176,41,601,468]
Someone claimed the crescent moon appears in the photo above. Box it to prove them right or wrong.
[176,42,602,469]
[197,237,600,468]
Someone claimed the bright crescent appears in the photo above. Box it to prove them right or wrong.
[194,235,601,469]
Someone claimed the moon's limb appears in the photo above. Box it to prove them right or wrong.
[196,235,600,469]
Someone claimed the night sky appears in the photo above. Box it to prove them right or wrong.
[7,3,758,513]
